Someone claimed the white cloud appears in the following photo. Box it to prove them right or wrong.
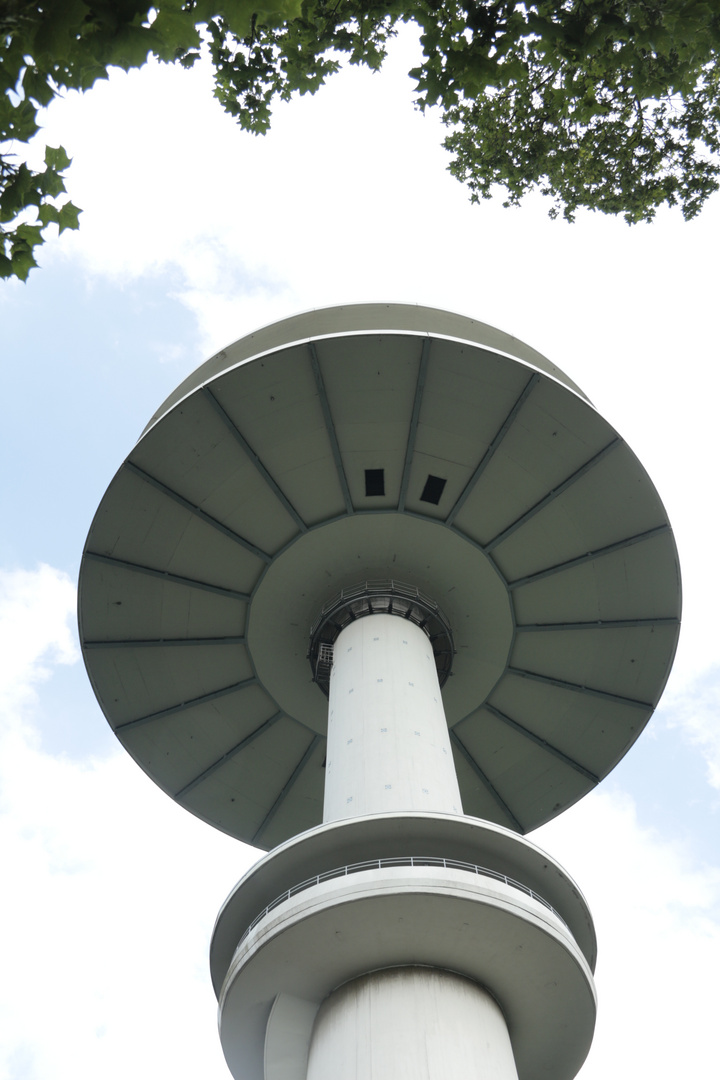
[662,666,720,790]
[0,564,79,719]
[0,565,253,1080]
[30,30,540,347]
[535,789,720,1079]
[0,742,246,1080]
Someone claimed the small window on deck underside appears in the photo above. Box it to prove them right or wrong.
[365,469,385,496]
[420,475,447,505]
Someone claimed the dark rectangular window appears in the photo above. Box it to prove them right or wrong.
[365,469,385,496]
[420,474,447,505]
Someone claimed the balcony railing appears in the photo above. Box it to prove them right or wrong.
[308,579,455,694]
[238,856,565,945]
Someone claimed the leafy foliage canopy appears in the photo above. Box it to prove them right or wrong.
[1,0,298,278]
[3,1,720,279]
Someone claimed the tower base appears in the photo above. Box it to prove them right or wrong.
[307,967,518,1080]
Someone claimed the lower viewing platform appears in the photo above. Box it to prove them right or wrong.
[212,813,597,1080]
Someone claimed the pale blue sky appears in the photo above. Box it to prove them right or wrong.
[1,31,719,1080]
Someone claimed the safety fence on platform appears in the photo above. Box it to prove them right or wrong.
[307,579,456,693]
[239,855,566,944]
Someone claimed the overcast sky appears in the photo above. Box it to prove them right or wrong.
[1,27,719,1080]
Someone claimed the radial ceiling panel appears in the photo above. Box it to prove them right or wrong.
[450,742,523,831]
[511,531,679,625]
[453,707,594,831]
[510,624,679,703]
[253,735,328,852]
[79,559,249,646]
[82,641,252,727]
[181,715,322,843]
[79,304,680,846]
[488,670,647,768]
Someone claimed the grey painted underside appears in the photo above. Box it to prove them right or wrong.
[79,329,680,846]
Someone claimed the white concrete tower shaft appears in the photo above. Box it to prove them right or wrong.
[306,968,518,1080]
[313,613,516,1080]
[324,614,462,822]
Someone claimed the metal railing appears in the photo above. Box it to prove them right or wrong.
[310,580,448,631]
[238,856,565,945]
[308,580,455,694]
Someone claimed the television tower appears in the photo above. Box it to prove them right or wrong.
[79,304,680,1080]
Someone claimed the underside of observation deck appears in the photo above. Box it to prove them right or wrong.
[78,304,681,848]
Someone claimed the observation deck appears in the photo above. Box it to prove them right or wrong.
[78,303,681,847]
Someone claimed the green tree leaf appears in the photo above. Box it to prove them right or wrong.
[45,146,72,172]
[58,201,82,233]
[38,203,62,227]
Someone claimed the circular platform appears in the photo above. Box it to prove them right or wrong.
[210,812,597,996]
[217,861,595,1080]
[78,303,681,847]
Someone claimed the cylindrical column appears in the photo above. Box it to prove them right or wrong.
[306,967,519,1080]
[323,614,462,822]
